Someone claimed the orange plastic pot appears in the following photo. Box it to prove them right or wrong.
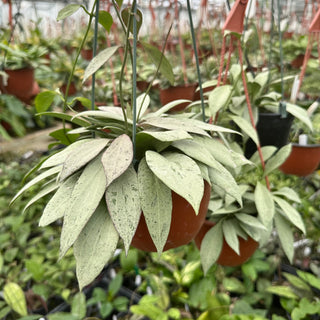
[159,83,197,112]
[131,180,211,252]
[279,143,320,176]
[194,221,259,267]
[0,68,34,99]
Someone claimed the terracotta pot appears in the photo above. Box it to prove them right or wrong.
[279,143,320,176]
[19,81,40,104]
[193,85,216,101]
[194,220,259,267]
[291,54,305,68]
[159,83,197,112]
[131,180,211,252]
[81,48,94,61]
[137,80,149,91]
[0,68,35,99]
[60,82,77,96]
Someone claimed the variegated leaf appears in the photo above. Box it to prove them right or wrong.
[231,115,259,146]
[105,165,141,253]
[264,144,292,176]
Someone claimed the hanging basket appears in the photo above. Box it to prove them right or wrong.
[279,143,320,176]
[194,220,259,267]
[131,181,211,252]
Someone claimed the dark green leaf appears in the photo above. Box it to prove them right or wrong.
[98,10,113,32]
[34,90,58,113]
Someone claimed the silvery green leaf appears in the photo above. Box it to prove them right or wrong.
[105,165,141,254]
[73,109,132,124]
[172,139,221,169]
[40,139,93,169]
[146,100,192,117]
[57,4,81,20]
[145,151,204,214]
[208,85,233,116]
[208,164,242,205]
[83,46,120,83]
[136,94,150,120]
[196,162,211,185]
[101,134,133,187]
[273,187,301,203]
[286,103,313,131]
[273,196,306,233]
[60,138,109,181]
[230,115,259,146]
[254,182,275,226]
[264,144,292,176]
[236,213,267,231]
[222,219,240,255]
[39,173,80,227]
[74,201,119,291]
[239,222,261,242]
[138,158,172,253]
[137,130,192,142]
[208,198,223,212]
[274,213,294,263]
[23,181,59,213]
[10,166,61,205]
[60,157,107,258]
[192,135,237,168]
[249,146,277,166]
[201,222,223,274]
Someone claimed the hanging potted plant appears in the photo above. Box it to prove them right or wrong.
[10,1,247,290]
[194,144,306,270]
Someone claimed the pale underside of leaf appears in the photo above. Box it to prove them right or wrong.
[254,182,275,226]
[60,138,109,181]
[74,201,119,291]
[138,158,172,253]
[145,150,204,214]
[39,172,80,227]
[101,134,133,187]
[105,165,141,254]
[222,219,240,255]
[60,157,107,258]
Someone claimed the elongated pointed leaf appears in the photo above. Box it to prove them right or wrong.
[3,283,27,316]
[60,157,107,258]
[11,166,61,205]
[138,158,172,253]
[274,213,294,263]
[60,138,109,181]
[264,144,292,176]
[172,139,221,169]
[24,181,59,213]
[145,151,204,214]
[231,115,259,146]
[209,85,233,116]
[101,134,133,187]
[140,41,174,85]
[40,139,93,169]
[74,202,119,291]
[201,222,223,274]
[273,196,306,233]
[73,109,132,124]
[57,4,81,20]
[222,219,240,255]
[37,111,90,127]
[254,182,275,226]
[273,187,301,203]
[136,94,150,120]
[137,130,192,143]
[39,173,80,227]
[286,102,313,131]
[83,46,120,83]
[236,213,267,231]
[105,165,141,253]
[250,146,277,165]
[149,99,192,117]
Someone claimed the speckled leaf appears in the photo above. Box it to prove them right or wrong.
[222,219,240,255]
[74,201,119,291]
[149,100,192,117]
[273,187,301,203]
[196,162,211,185]
[264,144,292,176]
[60,138,109,181]
[236,213,267,231]
[172,139,220,169]
[273,196,306,233]
[274,213,294,263]
[60,157,107,258]
[39,173,80,227]
[73,109,132,124]
[40,139,92,169]
[57,4,81,21]
[145,151,204,214]
[254,182,275,226]
[136,94,150,120]
[208,85,233,116]
[137,130,192,142]
[101,134,133,187]
[10,166,61,205]
[249,146,277,165]
[3,283,27,317]
[105,165,141,254]
[138,158,172,253]
[201,222,223,274]
[231,115,259,146]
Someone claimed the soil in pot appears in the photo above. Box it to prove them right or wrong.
[194,220,259,267]
[245,113,294,158]
[159,83,197,112]
[279,143,320,176]
[131,180,211,252]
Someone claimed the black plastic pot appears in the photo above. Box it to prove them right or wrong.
[245,113,294,158]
